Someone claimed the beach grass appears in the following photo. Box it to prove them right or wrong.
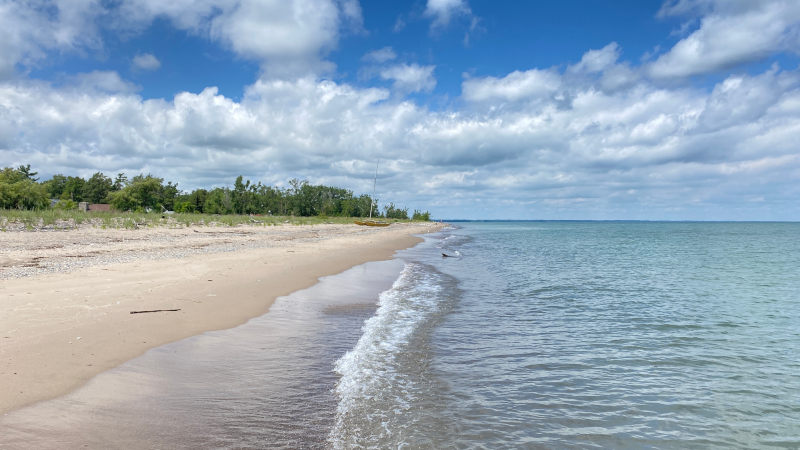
[0,209,417,231]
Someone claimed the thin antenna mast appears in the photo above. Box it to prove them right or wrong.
[369,160,379,218]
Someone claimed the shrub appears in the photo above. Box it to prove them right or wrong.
[412,210,431,221]
[54,199,77,210]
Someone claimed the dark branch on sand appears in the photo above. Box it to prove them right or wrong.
[129,309,181,314]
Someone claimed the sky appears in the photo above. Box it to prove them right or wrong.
[1,0,800,220]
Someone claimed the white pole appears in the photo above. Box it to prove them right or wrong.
[369,160,379,219]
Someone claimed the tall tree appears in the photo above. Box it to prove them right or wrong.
[0,167,48,209]
[44,174,68,199]
[83,172,113,203]
[16,164,38,181]
[62,176,86,202]
[108,174,164,211]
[161,181,179,211]
[112,173,128,191]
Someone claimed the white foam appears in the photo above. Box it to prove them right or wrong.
[328,263,447,449]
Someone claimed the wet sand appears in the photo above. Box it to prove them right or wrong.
[0,222,442,415]
[0,258,407,449]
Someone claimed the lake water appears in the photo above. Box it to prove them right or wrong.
[2,222,799,448]
[332,221,800,448]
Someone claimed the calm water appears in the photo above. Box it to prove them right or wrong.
[332,222,800,448]
[2,222,799,448]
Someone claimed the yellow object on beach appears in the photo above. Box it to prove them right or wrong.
[354,220,391,227]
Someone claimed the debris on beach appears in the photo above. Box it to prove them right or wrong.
[129,309,181,314]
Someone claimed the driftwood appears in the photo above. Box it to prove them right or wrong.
[130,309,181,314]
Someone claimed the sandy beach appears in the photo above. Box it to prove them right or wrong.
[0,221,443,415]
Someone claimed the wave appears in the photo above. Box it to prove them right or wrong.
[328,262,458,449]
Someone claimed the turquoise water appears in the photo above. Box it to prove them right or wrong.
[333,222,800,448]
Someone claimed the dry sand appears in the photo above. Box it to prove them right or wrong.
[0,222,443,415]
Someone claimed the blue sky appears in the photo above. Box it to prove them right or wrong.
[2,0,800,220]
[28,1,683,101]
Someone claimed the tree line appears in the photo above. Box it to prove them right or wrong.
[0,165,431,220]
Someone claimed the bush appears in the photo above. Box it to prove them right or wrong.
[412,210,431,221]
[383,202,409,219]
[54,199,77,210]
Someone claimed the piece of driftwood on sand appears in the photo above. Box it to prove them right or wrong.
[129,309,182,314]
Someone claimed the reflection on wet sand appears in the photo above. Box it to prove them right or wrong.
[0,259,404,449]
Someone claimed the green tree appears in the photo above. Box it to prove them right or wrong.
[0,167,49,209]
[383,202,408,219]
[232,175,250,214]
[107,188,136,211]
[254,184,283,215]
[108,174,165,211]
[161,181,179,211]
[112,173,128,191]
[17,164,38,181]
[61,176,86,202]
[412,210,431,221]
[184,189,208,213]
[82,172,113,203]
[1,166,431,218]
[44,174,68,199]
[204,188,233,214]
[357,194,376,217]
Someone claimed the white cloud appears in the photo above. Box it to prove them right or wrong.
[696,68,793,133]
[380,64,436,93]
[1,0,362,79]
[70,71,141,94]
[209,0,342,75]
[362,47,397,64]
[462,69,561,103]
[338,0,364,31]
[566,43,639,92]
[360,49,435,96]
[424,0,470,28]
[3,61,800,219]
[119,0,362,76]
[649,0,800,78]
[132,53,161,71]
[570,42,621,74]
[0,0,105,79]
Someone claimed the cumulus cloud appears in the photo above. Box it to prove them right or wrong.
[379,64,436,93]
[360,49,435,95]
[132,53,161,71]
[567,43,639,92]
[462,69,561,103]
[0,0,105,78]
[338,0,364,31]
[424,0,470,28]
[362,47,397,64]
[69,71,141,94]
[1,0,362,79]
[650,0,800,78]
[570,42,621,74]
[209,0,342,75]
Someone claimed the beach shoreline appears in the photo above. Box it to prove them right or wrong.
[0,222,443,415]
